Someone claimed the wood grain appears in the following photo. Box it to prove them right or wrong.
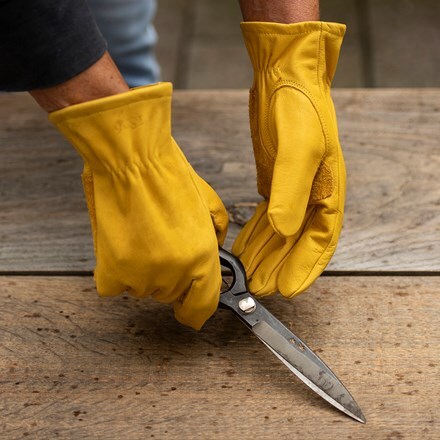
[155,0,186,84]
[186,0,253,89]
[0,90,439,271]
[369,0,440,87]
[320,0,366,87]
[0,276,438,439]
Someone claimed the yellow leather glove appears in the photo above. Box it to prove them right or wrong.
[233,21,346,297]
[49,82,228,330]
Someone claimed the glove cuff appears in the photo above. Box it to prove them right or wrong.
[49,82,173,172]
[240,21,346,86]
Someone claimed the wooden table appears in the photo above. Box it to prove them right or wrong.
[0,90,439,439]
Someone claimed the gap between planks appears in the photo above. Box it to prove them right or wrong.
[0,270,440,277]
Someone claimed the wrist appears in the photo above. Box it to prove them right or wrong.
[29,52,129,113]
[239,0,320,24]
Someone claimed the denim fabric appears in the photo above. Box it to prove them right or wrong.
[88,0,160,87]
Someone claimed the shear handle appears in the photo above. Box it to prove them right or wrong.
[219,247,248,295]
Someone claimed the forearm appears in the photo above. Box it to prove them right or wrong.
[238,0,319,23]
[30,52,129,113]
[0,0,128,112]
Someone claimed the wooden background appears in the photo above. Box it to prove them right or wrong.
[0,91,439,439]
[154,0,440,89]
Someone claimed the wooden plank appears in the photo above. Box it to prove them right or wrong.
[186,35,253,89]
[0,90,439,271]
[320,0,366,87]
[368,0,440,87]
[155,0,186,83]
[187,0,253,89]
[193,0,242,36]
[0,276,438,438]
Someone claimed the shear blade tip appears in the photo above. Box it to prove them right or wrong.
[349,409,366,424]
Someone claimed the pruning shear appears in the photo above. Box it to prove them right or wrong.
[219,248,366,423]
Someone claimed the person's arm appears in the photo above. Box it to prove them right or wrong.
[238,0,319,23]
[30,51,129,112]
[0,0,128,112]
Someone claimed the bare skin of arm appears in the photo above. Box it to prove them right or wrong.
[238,0,319,23]
[29,51,129,113]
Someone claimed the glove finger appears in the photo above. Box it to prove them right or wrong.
[94,268,127,297]
[267,88,324,237]
[246,206,316,296]
[172,138,229,246]
[277,205,343,298]
[173,260,222,331]
[232,200,268,257]
[239,215,278,278]
[192,174,229,246]
[150,278,185,303]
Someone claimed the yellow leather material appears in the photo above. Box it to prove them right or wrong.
[49,82,228,330]
[233,21,346,298]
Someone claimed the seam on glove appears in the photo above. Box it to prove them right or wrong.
[174,279,195,306]
[293,207,342,294]
[245,230,278,276]
[309,162,333,202]
[252,207,317,296]
[317,22,323,90]
[93,150,170,177]
[241,29,343,38]
[81,168,98,256]
[234,202,268,258]
[250,86,276,162]
[180,158,212,218]
[243,30,315,37]
[50,95,170,125]
[267,80,330,159]
[93,160,151,179]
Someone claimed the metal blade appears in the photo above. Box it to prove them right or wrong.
[252,320,366,424]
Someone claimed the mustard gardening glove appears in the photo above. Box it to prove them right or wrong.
[233,21,346,297]
[49,82,229,330]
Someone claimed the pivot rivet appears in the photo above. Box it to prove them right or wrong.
[239,297,256,314]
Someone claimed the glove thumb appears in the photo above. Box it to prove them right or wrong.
[267,88,325,237]
[192,173,229,246]
[172,138,228,245]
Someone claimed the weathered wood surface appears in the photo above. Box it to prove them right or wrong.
[0,90,439,271]
[0,276,438,439]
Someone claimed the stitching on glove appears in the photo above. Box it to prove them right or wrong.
[241,29,343,38]
[98,160,153,179]
[176,279,195,306]
[246,230,278,275]
[268,80,330,158]
[50,95,169,125]
[251,206,317,296]
[81,167,98,256]
[294,207,342,294]
[234,202,268,258]
[317,22,323,91]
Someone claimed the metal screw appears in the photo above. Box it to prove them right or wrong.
[239,297,256,314]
